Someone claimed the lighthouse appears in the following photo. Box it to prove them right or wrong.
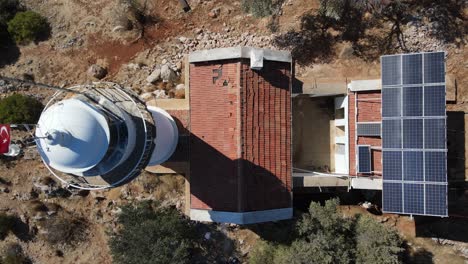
[35,82,178,190]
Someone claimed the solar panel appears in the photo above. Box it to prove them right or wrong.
[403,119,423,148]
[425,152,446,182]
[404,183,425,214]
[402,87,422,116]
[403,151,423,181]
[424,119,446,149]
[381,55,401,86]
[382,182,402,213]
[382,120,401,148]
[382,151,402,181]
[425,184,448,216]
[424,86,446,116]
[382,88,401,117]
[424,52,445,83]
[357,122,381,137]
[381,52,447,217]
[357,145,371,173]
[402,54,422,85]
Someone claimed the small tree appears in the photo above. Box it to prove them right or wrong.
[355,215,403,264]
[291,199,355,264]
[0,94,43,124]
[109,202,195,264]
[7,11,49,44]
[248,198,404,264]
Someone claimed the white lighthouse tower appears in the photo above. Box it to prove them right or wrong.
[35,82,178,190]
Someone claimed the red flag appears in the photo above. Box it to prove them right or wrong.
[0,124,10,154]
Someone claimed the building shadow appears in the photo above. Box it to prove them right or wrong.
[189,133,291,212]
[402,241,434,264]
[447,111,465,183]
[414,215,468,243]
[0,41,20,68]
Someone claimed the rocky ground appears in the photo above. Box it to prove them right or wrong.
[0,0,467,263]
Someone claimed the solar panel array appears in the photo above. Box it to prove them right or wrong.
[357,122,381,137]
[357,145,371,173]
[381,52,447,217]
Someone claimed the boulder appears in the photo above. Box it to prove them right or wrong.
[208,7,221,18]
[146,68,161,84]
[87,64,107,79]
[160,64,177,83]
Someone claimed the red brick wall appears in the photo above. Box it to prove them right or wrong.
[189,60,240,211]
[189,59,292,212]
[240,60,292,211]
[349,91,382,176]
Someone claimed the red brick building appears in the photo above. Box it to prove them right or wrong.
[188,47,293,224]
[348,81,383,178]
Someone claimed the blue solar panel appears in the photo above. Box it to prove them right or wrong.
[382,120,401,148]
[424,119,446,149]
[357,145,371,173]
[404,183,424,214]
[424,85,445,116]
[382,88,401,117]
[382,151,402,180]
[424,52,445,84]
[403,119,423,148]
[383,182,402,213]
[425,184,447,216]
[403,54,422,85]
[403,151,423,181]
[403,87,422,116]
[382,52,447,217]
[382,55,401,86]
[425,152,446,182]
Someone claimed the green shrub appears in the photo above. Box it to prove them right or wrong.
[0,94,43,124]
[241,0,274,17]
[109,202,195,264]
[249,240,276,264]
[355,215,403,264]
[248,198,404,264]
[0,214,15,240]
[7,11,49,44]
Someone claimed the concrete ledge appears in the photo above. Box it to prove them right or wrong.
[189,46,291,63]
[348,79,381,92]
[351,177,382,190]
[190,208,293,224]
[293,173,350,188]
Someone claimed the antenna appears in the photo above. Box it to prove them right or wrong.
[0,75,85,95]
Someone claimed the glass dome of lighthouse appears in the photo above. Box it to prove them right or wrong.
[35,98,111,174]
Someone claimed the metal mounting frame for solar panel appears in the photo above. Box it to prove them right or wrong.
[381,51,448,217]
